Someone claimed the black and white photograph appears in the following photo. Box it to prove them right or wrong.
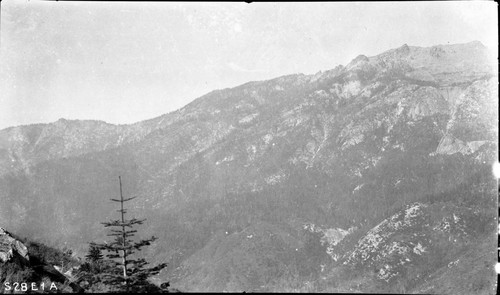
[0,1,498,293]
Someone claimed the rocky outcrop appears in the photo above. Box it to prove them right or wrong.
[0,227,29,263]
[0,227,85,293]
[339,199,492,286]
[304,223,357,261]
[434,134,488,156]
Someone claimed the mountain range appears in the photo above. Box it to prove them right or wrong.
[0,40,497,293]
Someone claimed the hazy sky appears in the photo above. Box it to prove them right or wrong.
[0,1,497,129]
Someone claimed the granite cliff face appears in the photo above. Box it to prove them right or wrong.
[0,41,497,292]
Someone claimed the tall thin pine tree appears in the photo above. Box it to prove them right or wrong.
[92,176,167,292]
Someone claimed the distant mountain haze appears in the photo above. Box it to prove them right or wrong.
[0,41,497,293]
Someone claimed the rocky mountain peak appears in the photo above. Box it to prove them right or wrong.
[393,43,411,57]
[462,40,486,49]
[352,54,370,64]
[345,54,370,71]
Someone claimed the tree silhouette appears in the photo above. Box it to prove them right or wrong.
[85,244,103,264]
[92,176,167,292]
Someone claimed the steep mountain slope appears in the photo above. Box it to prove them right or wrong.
[0,41,497,292]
